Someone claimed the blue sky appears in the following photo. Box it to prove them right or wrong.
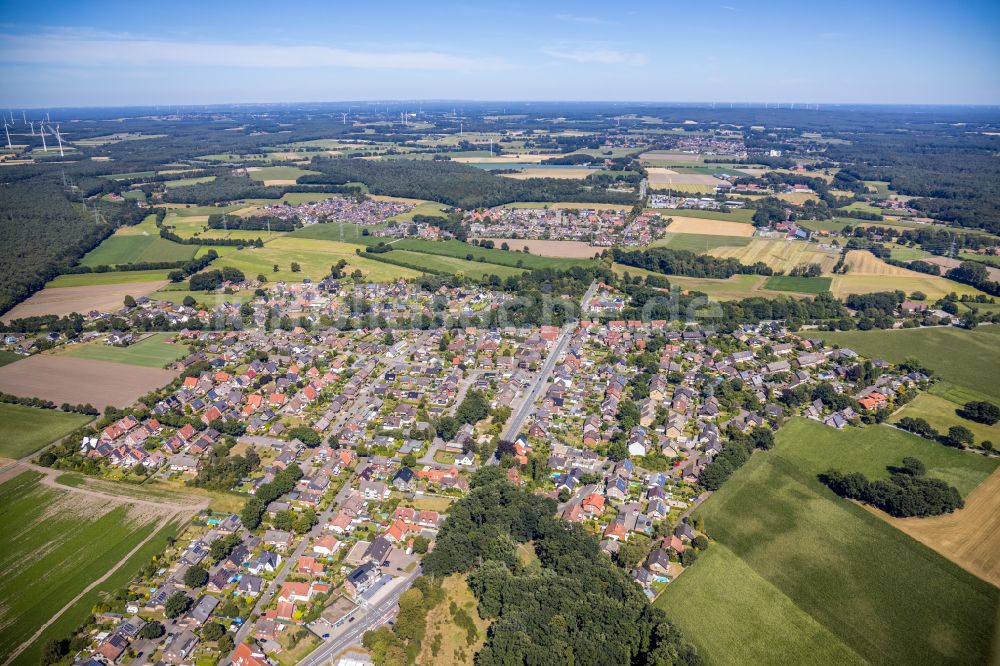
[1,0,998,107]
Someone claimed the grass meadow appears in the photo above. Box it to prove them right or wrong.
[209,236,421,282]
[679,419,1000,666]
[0,472,181,664]
[389,239,596,271]
[656,544,866,666]
[889,393,1000,446]
[0,350,22,367]
[46,270,173,288]
[60,332,188,368]
[762,275,832,294]
[385,250,526,279]
[0,403,91,460]
[772,418,997,496]
[80,232,198,267]
[816,326,1000,403]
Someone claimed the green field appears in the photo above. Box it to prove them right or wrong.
[864,180,893,198]
[762,275,832,294]
[386,200,449,222]
[770,418,997,496]
[46,270,172,288]
[0,350,22,367]
[384,250,525,279]
[209,236,420,282]
[80,231,198,267]
[0,403,91,460]
[959,252,1000,268]
[674,418,999,666]
[60,332,188,368]
[889,245,932,262]
[815,326,1000,403]
[0,473,180,663]
[390,238,596,271]
[651,233,753,253]
[163,175,216,189]
[890,393,1000,447]
[151,289,257,305]
[247,165,319,182]
[288,221,383,245]
[657,544,866,666]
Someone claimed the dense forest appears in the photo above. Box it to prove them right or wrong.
[827,133,1000,234]
[303,157,638,209]
[0,178,146,314]
[421,466,701,665]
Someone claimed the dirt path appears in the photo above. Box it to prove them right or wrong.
[29,464,209,513]
[2,511,178,666]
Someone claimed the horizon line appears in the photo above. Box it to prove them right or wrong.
[6,99,1000,113]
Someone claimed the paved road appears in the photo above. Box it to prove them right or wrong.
[492,281,598,458]
[298,568,422,666]
[225,465,360,660]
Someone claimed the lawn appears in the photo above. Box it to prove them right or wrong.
[61,332,188,368]
[762,275,832,294]
[46,270,173,288]
[0,403,91,460]
[386,250,525,279]
[687,423,999,666]
[209,236,420,282]
[656,544,865,666]
[390,239,595,271]
[890,393,1000,447]
[815,326,1000,403]
[0,472,178,662]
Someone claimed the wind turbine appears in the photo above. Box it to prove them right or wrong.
[21,111,26,125]
[39,123,48,151]
[342,112,347,124]
[54,124,65,157]
[29,121,34,135]
[3,122,11,149]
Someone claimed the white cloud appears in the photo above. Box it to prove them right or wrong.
[544,48,648,66]
[0,29,505,72]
